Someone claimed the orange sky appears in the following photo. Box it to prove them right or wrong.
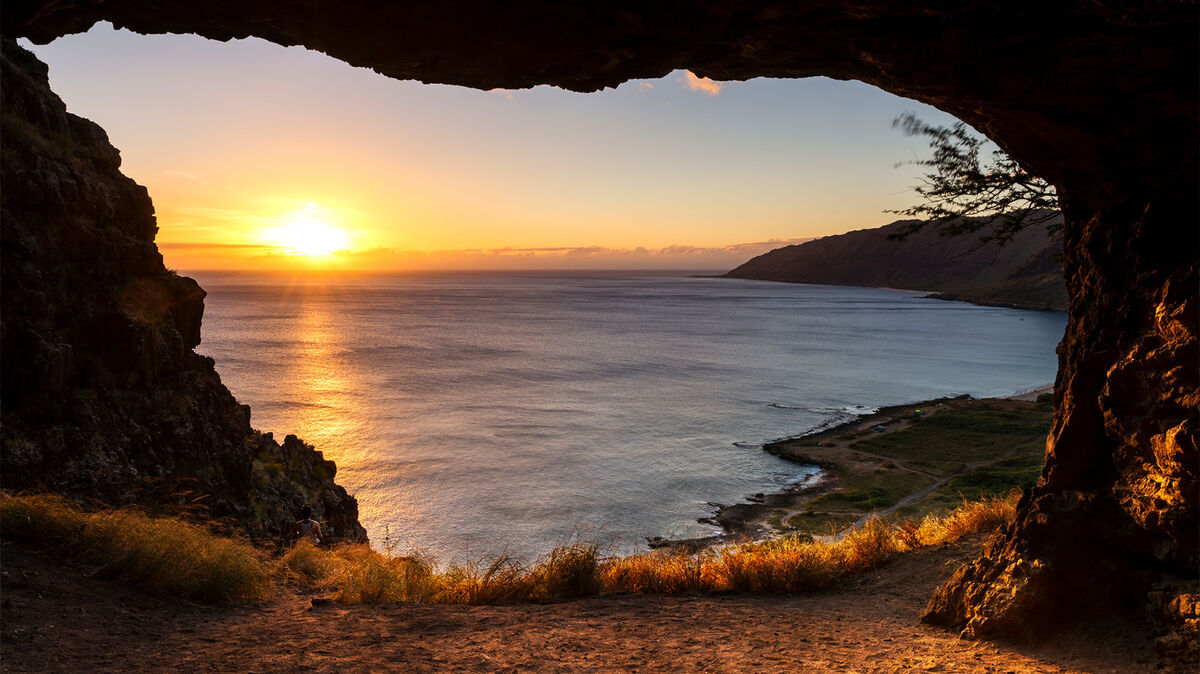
[24,24,967,272]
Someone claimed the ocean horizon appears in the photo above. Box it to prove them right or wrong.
[188,270,1066,562]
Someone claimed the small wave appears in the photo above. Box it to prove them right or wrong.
[257,399,339,410]
[842,405,878,416]
[770,402,876,417]
[777,470,821,488]
[807,405,878,416]
[732,441,761,449]
[764,404,879,444]
[806,406,842,415]
[767,402,806,410]
[802,412,857,434]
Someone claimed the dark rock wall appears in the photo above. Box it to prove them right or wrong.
[2,0,1196,636]
[925,196,1198,637]
[0,38,365,542]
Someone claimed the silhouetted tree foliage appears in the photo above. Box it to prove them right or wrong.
[889,113,1060,245]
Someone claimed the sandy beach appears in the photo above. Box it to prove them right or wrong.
[1006,384,1055,402]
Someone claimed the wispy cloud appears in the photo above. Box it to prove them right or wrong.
[157,241,283,250]
[172,206,281,226]
[264,238,817,270]
[348,238,813,259]
[638,82,655,91]
[161,169,205,183]
[682,71,722,96]
[162,235,815,271]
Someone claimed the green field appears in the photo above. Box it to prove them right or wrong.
[847,403,1052,477]
[774,396,1053,535]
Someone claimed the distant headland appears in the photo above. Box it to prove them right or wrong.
[721,214,1067,312]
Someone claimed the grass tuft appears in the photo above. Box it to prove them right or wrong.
[716,535,837,592]
[437,554,531,604]
[907,491,1017,547]
[1,493,273,604]
[599,549,718,594]
[324,545,438,604]
[528,543,601,601]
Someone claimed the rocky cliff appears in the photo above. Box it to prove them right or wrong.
[0,38,365,542]
[1,0,1196,652]
[724,215,1067,312]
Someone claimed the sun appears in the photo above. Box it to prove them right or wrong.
[281,220,347,256]
[267,207,350,257]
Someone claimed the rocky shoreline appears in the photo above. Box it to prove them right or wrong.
[652,392,1044,552]
[923,291,1067,313]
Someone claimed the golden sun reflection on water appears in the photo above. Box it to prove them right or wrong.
[265,282,422,536]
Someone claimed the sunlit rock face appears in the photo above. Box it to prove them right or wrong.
[0,38,365,543]
[3,0,1196,638]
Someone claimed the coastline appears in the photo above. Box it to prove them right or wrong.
[652,386,1054,552]
[712,274,1068,314]
[922,291,1067,313]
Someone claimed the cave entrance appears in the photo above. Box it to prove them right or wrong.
[6,4,1194,641]
[21,26,1068,562]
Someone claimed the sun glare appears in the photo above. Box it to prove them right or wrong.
[264,206,350,257]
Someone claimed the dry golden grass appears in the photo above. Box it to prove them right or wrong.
[2,490,1018,606]
[599,548,718,594]
[303,491,1018,603]
[527,543,601,600]
[288,543,440,604]
[894,491,1017,549]
[284,543,600,604]
[600,518,900,595]
[0,493,273,604]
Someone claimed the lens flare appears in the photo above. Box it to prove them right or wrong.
[264,205,350,257]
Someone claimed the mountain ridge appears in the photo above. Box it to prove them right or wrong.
[723,215,1067,312]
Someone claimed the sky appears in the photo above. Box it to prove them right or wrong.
[22,23,967,272]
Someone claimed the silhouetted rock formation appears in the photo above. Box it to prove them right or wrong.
[0,38,365,543]
[2,1,1195,646]
[724,215,1067,312]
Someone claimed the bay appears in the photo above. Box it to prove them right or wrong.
[190,270,1066,562]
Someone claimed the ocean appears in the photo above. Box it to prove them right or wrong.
[189,270,1066,562]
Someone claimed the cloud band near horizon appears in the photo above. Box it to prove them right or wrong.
[157,237,814,270]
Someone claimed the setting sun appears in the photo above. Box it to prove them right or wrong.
[262,206,350,257]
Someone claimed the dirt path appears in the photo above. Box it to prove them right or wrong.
[826,441,1028,542]
[753,395,1052,542]
[1,537,1155,672]
[827,390,1054,539]
[758,402,956,539]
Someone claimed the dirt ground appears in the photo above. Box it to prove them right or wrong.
[0,535,1158,673]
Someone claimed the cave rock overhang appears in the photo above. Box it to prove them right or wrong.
[5,1,1198,208]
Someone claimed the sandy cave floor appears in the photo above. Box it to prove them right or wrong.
[0,535,1158,673]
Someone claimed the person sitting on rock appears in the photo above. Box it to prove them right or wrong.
[290,505,322,546]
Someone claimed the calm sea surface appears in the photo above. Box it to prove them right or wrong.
[190,271,1066,561]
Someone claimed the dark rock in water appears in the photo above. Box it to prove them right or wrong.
[0,38,365,543]
[724,214,1068,312]
[1,0,1196,653]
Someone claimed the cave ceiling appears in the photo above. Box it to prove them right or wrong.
[5,1,1197,207]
